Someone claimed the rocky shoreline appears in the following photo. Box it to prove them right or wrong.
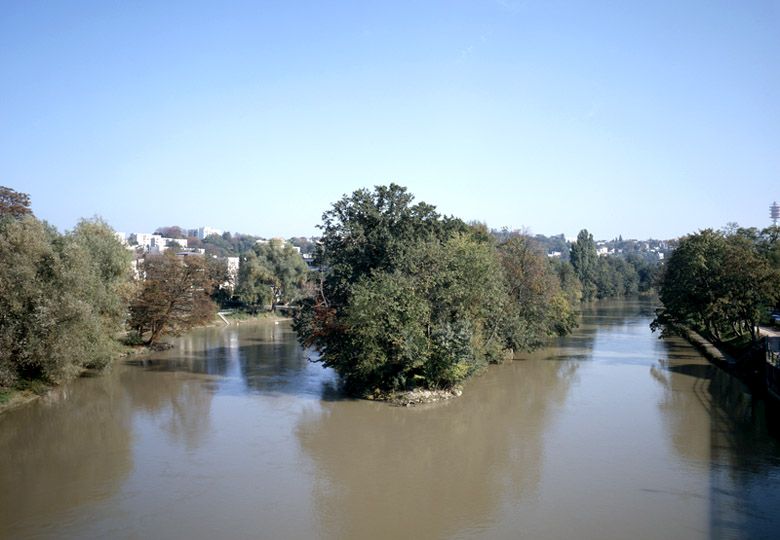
[368,386,464,407]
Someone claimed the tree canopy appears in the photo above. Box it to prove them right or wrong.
[294,184,580,394]
[236,239,308,311]
[570,229,598,301]
[0,215,131,387]
[0,186,32,219]
[652,228,780,344]
[128,252,217,345]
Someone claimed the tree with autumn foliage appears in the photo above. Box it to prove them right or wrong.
[0,186,32,219]
[497,236,579,350]
[128,252,217,345]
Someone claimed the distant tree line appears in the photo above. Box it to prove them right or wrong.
[495,229,660,302]
[527,230,672,264]
[569,229,657,301]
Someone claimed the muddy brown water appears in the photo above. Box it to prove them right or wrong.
[2,299,779,539]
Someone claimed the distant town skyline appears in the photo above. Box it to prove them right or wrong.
[2,1,778,241]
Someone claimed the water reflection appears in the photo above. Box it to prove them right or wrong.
[0,373,133,536]
[121,367,215,451]
[0,346,222,536]
[128,322,338,400]
[654,334,780,539]
[297,347,581,539]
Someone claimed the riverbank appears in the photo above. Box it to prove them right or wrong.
[221,311,291,324]
[0,388,40,414]
[676,325,769,385]
[676,326,738,366]
[672,325,760,412]
[0,363,123,415]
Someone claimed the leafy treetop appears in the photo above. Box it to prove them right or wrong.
[0,186,32,219]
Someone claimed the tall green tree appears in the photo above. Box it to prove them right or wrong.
[295,186,490,392]
[570,229,598,300]
[68,218,134,337]
[653,229,726,339]
[550,258,583,307]
[236,250,273,311]
[315,183,465,307]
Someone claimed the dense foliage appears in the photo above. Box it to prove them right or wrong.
[128,252,217,345]
[294,185,581,394]
[236,238,309,311]
[570,228,656,300]
[0,206,131,387]
[652,228,780,344]
[0,182,664,396]
[0,186,32,219]
[498,236,580,349]
[0,186,242,391]
[570,229,598,300]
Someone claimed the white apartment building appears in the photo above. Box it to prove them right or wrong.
[189,226,222,240]
[134,233,163,249]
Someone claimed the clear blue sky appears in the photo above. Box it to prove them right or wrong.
[2,1,778,240]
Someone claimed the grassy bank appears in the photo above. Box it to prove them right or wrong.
[222,310,291,323]
[0,381,52,414]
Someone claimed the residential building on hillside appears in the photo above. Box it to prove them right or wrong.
[189,226,222,239]
[134,233,162,249]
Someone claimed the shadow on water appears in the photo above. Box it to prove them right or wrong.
[653,336,780,539]
[665,363,715,380]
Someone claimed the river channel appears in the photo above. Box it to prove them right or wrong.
[1,299,779,539]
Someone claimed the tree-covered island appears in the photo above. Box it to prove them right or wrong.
[293,184,581,399]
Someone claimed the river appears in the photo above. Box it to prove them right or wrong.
[1,299,779,539]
